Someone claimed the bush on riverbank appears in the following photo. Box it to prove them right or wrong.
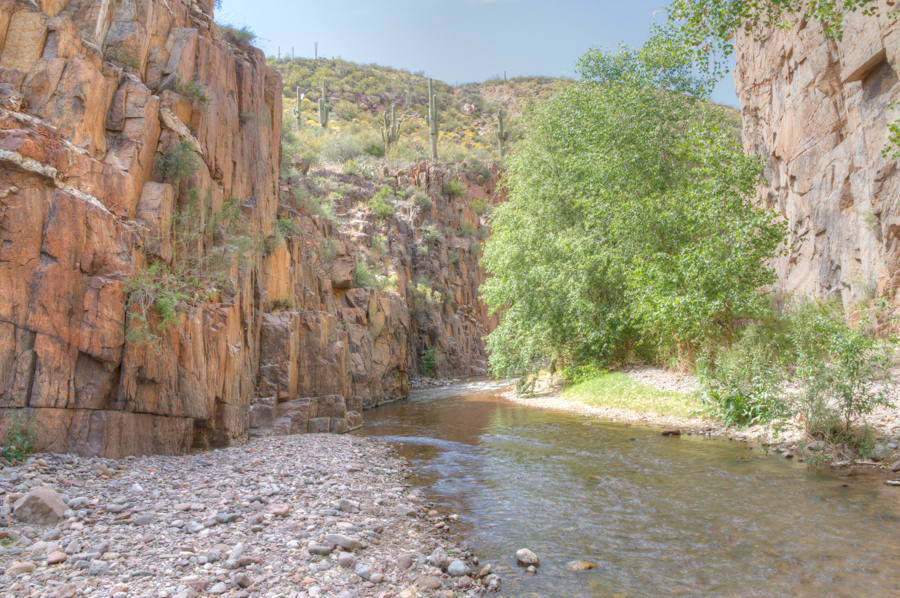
[699,296,896,457]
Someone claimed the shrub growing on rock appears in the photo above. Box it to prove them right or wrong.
[444,179,466,198]
[368,187,397,220]
[158,140,200,184]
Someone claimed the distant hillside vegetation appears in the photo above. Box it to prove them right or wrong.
[267,57,558,167]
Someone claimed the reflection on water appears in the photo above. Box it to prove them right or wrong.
[358,380,900,597]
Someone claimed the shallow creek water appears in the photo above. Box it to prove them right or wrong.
[357,380,900,597]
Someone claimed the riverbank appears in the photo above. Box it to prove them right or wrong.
[0,435,500,598]
[504,367,900,471]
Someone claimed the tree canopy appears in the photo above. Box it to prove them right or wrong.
[480,38,785,379]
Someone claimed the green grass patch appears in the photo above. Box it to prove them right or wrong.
[561,373,704,419]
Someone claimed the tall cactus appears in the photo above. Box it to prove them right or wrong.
[405,81,411,108]
[290,86,302,129]
[496,109,510,159]
[425,78,439,161]
[381,104,402,154]
[318,78,331,128]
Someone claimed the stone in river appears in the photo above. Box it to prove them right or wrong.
[891,461,900,473]
[515,548,540,566]
[567,560,597,571]
[661,428,682,437]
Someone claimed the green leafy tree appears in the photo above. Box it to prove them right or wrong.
[666,0,891,77]
[481,37,785,377]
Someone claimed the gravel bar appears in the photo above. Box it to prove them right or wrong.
[0,435,500,598]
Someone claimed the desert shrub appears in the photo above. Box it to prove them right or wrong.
[368,187,397,220]
[371,234,386,256]
[105,47,140,70]
[125,191,261,347]
[216,23,256,48]
[409,187,433,210]
[410,275,442,313]
[444,179,466,197]
[420,347,438,378]
[448,249,459,265]
[270,297,296,311]
[458,222,476,237]
[158,140,200,184]
[334,100,359,121]
[420,224,441,242]
[364,143,385,158]
[318,238,338,265]
[299,194,334,220]
[471,198,490,215]
[470,240,481,255]
[1,413,36,463]
[273,218,302,247]
[173,76,209,106]
[418,245,428,256]
[355,259,378,288]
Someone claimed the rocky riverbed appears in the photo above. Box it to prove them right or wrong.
[0,435,500,598]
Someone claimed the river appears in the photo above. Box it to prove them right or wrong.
[356,379,900,597]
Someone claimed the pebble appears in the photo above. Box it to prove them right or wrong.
[567,560,597,571]
[0,435,497,597]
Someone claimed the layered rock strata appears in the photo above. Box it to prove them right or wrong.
[734,3,900,304]
[0,0,497,457]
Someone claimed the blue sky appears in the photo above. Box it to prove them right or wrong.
[217,0,739,107]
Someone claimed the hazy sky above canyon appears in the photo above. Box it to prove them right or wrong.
[217,0,739,107]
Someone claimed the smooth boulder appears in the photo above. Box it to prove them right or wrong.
[515,548,540,566]
[13,487,67,525]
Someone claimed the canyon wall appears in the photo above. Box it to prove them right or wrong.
[734,2,900,305]
[0,0,497,458]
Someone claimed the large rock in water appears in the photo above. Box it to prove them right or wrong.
[734,8,900,304]
[515,548,540,566]
[13,486,67,525]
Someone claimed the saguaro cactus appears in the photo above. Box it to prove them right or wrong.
[425,78,439,161]
[405,81,412,108]
[496,109,510,159]
[381,104,402,154]
[290,86,302,129]
[318,79,331,128]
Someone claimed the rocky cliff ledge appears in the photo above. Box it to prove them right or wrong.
[734,4,900,305]
[0,0,498,458]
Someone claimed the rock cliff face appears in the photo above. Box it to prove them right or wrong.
[734,4,900,305]
[0,0,498,458]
